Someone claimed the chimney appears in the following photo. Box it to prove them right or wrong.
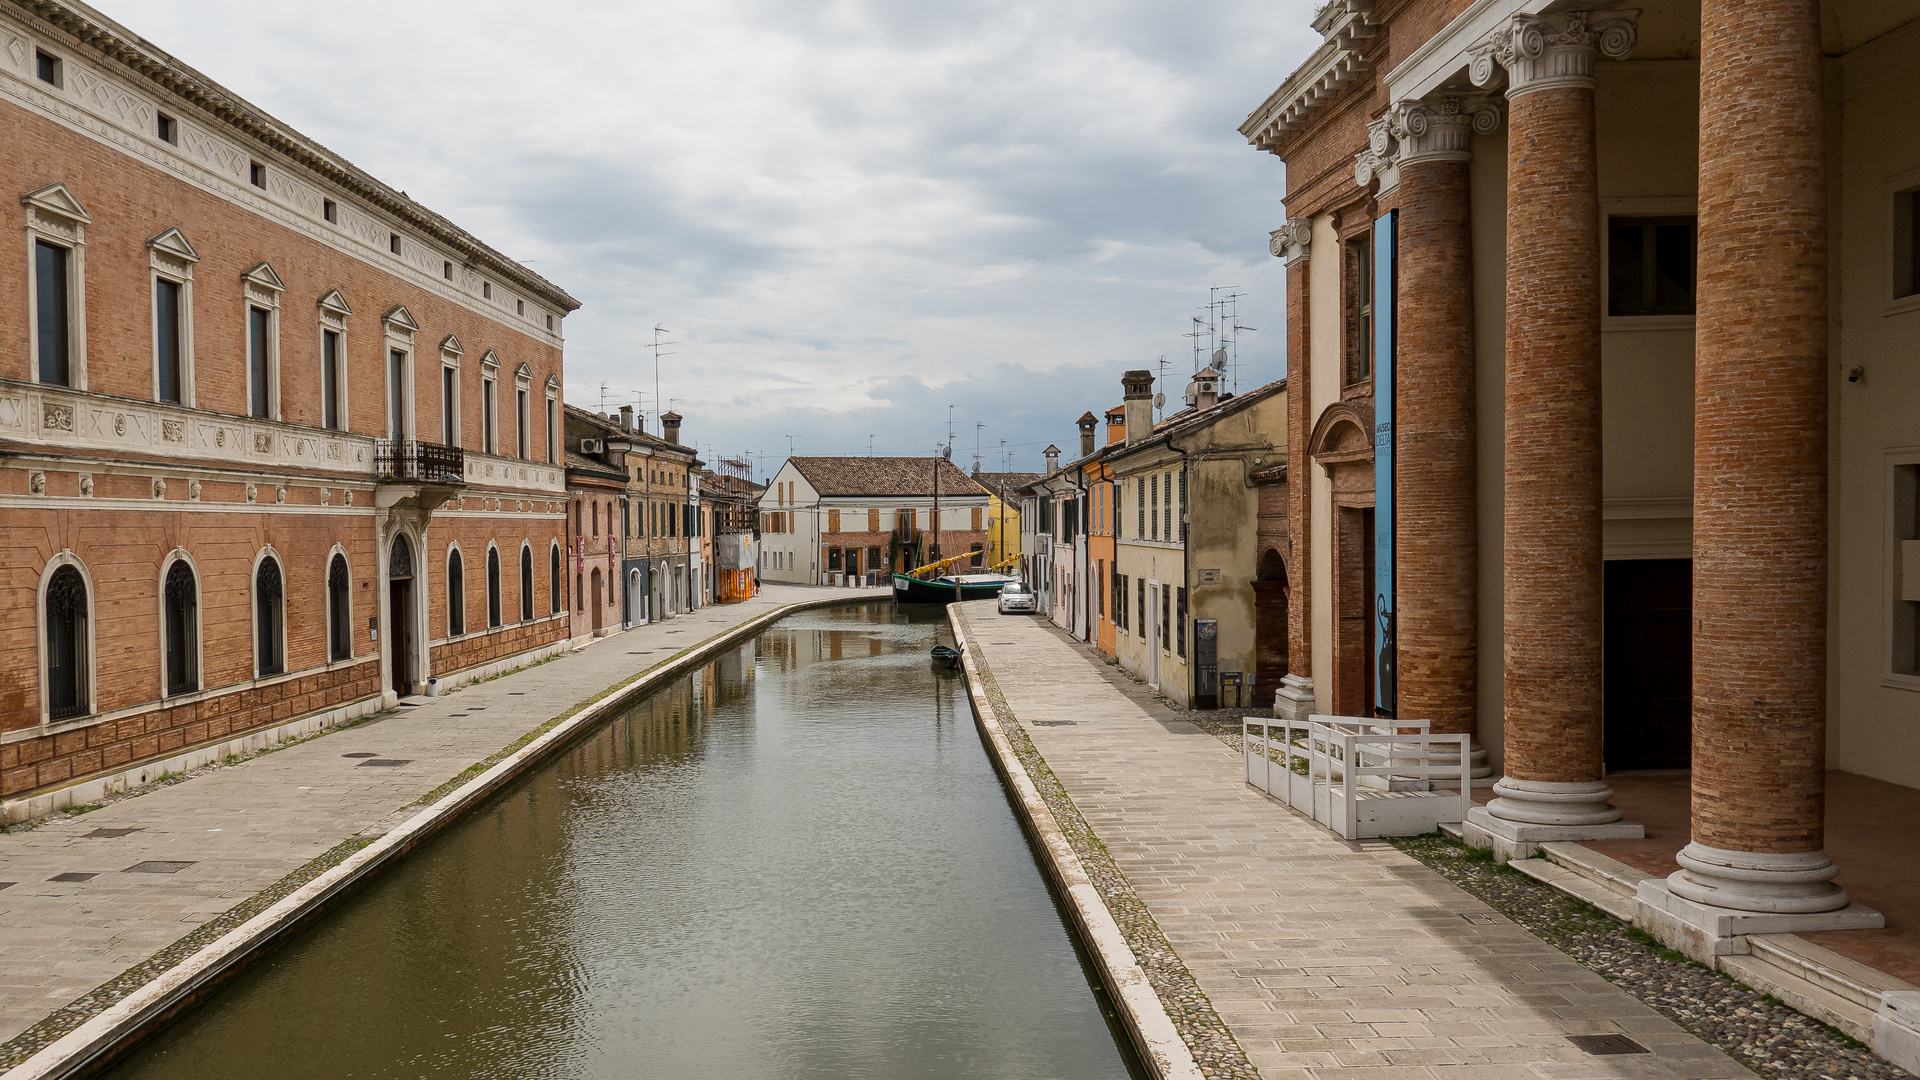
[1076,412,1097,459]
[1190,365,1221,412]
[1105,407,1125,445]
[661,410,683,445]
[619,404,634,431]
[1122,369,1154,447]
[1043,444,1061,473]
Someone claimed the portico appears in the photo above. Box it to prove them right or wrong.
[1242,0,1919,1011]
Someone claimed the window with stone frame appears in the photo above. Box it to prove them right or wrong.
[254,555,285,677]
[1607,216,1697,316]
[1894,187,1920,301]
[44,563,90,720]
[1344,231,1374,385]
[1894,460,1920,678]
[447,549,466,637]
[165,559,199,694]
[327,554,351,661]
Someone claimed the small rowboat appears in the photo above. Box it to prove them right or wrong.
[930,644,962,669]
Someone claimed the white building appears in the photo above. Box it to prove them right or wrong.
[757,457,990,585]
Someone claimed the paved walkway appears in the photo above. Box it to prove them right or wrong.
[0,585,887,1048]
[957,602,1746,1079]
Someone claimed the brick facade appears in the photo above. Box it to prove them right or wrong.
[1,3,575,808]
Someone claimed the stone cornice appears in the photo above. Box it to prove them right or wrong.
[1470,10,1638,97]
[6,0,580,313]
[1354,93,1502,194]
[1238,0,1378,152]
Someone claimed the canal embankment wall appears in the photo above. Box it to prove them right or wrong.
[4,589,890,1080]
[947,607,1206,1080]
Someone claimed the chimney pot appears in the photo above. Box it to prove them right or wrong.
[1122,369,1154,447]
[1076,412,1097,459]
[661,410,684,445]
[619,404,634,431]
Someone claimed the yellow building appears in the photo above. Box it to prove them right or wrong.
[974,471,1040,573]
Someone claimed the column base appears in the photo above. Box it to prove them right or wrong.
[1635,878,1883,963]
[1668,841,1852,913]
[1272,674,1316,722]
[1463,804,1644,863]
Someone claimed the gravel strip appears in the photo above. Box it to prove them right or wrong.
[956,609,1260,1080]
[1391,834,1914,1080]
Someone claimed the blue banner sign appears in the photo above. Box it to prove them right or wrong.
[1373,211,1397,718]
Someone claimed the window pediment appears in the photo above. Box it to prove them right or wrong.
[440,333,464,356]
[241,261,285,293]
[147,227,200,264]
[22,182,91,228]
[479,349,500,374]
[316,288,352,319]
[382,304,419,333]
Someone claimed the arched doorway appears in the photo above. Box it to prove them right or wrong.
[388,534,415,696]
[1254,548,1289,698]
[590,566,603,631]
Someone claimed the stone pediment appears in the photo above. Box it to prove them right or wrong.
[316,289,352,318]
[147,227,200,263]
[21,182,91,225]
[440,333,463,356]
[382,304,419,332]
[241,261,285,292]
[479,349,500,372]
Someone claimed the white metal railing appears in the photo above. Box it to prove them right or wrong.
[1244,714,1470,839]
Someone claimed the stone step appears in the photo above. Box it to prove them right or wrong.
[1437,820,1464,842]
[1537,841,1653,898]
[1719,941,1890,1043]
[1743,932,1916,1014]
[1508,856,1639,923]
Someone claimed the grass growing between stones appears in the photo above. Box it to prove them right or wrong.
[1389,832,1913,1080]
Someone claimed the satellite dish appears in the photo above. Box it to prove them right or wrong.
[1154,393,1166,409]
[1212,348,1228,366]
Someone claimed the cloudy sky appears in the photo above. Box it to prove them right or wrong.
[109,0,1317,478]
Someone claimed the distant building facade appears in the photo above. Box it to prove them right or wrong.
[758,457,989,585]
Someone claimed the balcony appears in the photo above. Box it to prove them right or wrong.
[375,439,465,484]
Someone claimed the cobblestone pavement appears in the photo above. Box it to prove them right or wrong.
[0,586,887,1051]
[961,603,1747,1079]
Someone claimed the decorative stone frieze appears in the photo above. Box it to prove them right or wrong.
[1470,11,1638,97]
[1269,218,1312,266]
[1354,94,1502,194]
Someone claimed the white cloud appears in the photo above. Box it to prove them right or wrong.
[103,0,1319,474]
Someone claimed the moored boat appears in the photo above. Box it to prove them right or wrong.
[891,572,1018,605]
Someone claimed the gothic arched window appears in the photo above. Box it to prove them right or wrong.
[256,556,285,677]
[45,564,90,720]
[520,545,534,622]
[549,544,562,615]
[447,549,466,637]
[486,547,502,628]
[327,554,351,662]
[164,560,199,695]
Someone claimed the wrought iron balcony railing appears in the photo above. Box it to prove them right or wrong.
[374,439,465,484]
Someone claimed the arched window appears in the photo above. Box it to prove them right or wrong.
[255,555,285,677]
[45,564,90,720]
[549,544,562,614]
[486,546,502,628]
[447,549,466,636]
[164,560,199,695]
[520,545,534,622]
[328,554,352,662]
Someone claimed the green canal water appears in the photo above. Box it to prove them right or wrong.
[109,603,1139,1080]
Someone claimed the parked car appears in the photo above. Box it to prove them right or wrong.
[997,581,1037,615]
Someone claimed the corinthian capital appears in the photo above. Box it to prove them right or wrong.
[1354,94,1503,194]
[1470,10,1638,97]
[1270,218,1312,265]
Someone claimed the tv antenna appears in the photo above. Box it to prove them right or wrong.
[647,324,676,429]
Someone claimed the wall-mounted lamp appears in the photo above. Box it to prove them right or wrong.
[1848,367,1866,383]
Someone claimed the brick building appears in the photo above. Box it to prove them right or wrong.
[563,404,700,631]
[757,456,988,586]
[0,1,580,819]
[1242,0,1920,1011]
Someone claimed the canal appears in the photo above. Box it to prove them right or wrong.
[108,603,1140,1079]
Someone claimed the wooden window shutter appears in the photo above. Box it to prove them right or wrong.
[869,508,880,532]
[828,509,840,533]
[972,507,983,531]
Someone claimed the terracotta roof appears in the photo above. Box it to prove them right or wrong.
[974,471,1044,499]
[788,456,987,498]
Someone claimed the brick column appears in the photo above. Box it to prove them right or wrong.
[1667,0,1847,915]
[1271,221,1316,723]
[1462,12,1645,851]
[1357,98,1495,762]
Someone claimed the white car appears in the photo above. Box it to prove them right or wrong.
[997,581,1037,614]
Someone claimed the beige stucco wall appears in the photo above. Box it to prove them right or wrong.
[1114,539,1190,699]
[1831,17,1920,788]
[1310,214,1343,714]
[1183,391,1288,699]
